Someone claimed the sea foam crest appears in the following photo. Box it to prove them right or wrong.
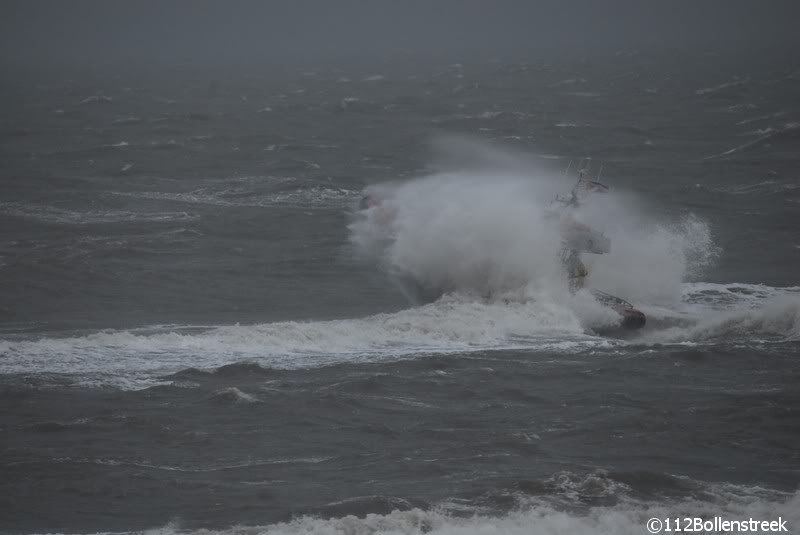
[103,482,800,535]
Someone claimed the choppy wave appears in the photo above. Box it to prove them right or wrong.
[1,228,202,265]
[737,111,787,126]
[110,184,358,209]
[681,282,800,310]
[32,474,799,535]
[0,296,608,389]
[565,91,601,98]
[711,179,800,196]
[705,122,800,160]
[36,454,332,473]
[111,116,143,125]
[695,79,746,96]
[2,282,799,389]
[0,202,196,225]
[150,139,184,150]
[645,292,800,344]
[79,94,113,104]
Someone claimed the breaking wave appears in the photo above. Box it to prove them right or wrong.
[350,137,719,309]
[0,296,609,389]
[646,292,800,344]
[6,139,797,389]
[2,281,797,389]
[35,474,799,535]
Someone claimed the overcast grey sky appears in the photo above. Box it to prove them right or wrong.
[1,1,797,67]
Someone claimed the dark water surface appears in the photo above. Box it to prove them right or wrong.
[1,52,799,534]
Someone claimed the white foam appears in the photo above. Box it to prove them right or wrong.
[681,282,800,310]
[345,138,800,349]
[714,179,800,195]
[110,181,358,209]
[210,387,261,404]
[8,138,796,388]
[38,481,798,535]
[587,213,719,306]
[736,111,786,125]
[695,79,745,95]
[351,138,718,311]
[151,139,183,149]
[1,281,795,385]
[112,116,142,125]
[477,110,502,119]
[705,121,798,160]
[0,296,608,389]
[79,94,112,104]
[646,294,800,344]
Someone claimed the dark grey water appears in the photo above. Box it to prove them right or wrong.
[1,51,799,534]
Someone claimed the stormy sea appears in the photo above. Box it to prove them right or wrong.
[1,50,799,534]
